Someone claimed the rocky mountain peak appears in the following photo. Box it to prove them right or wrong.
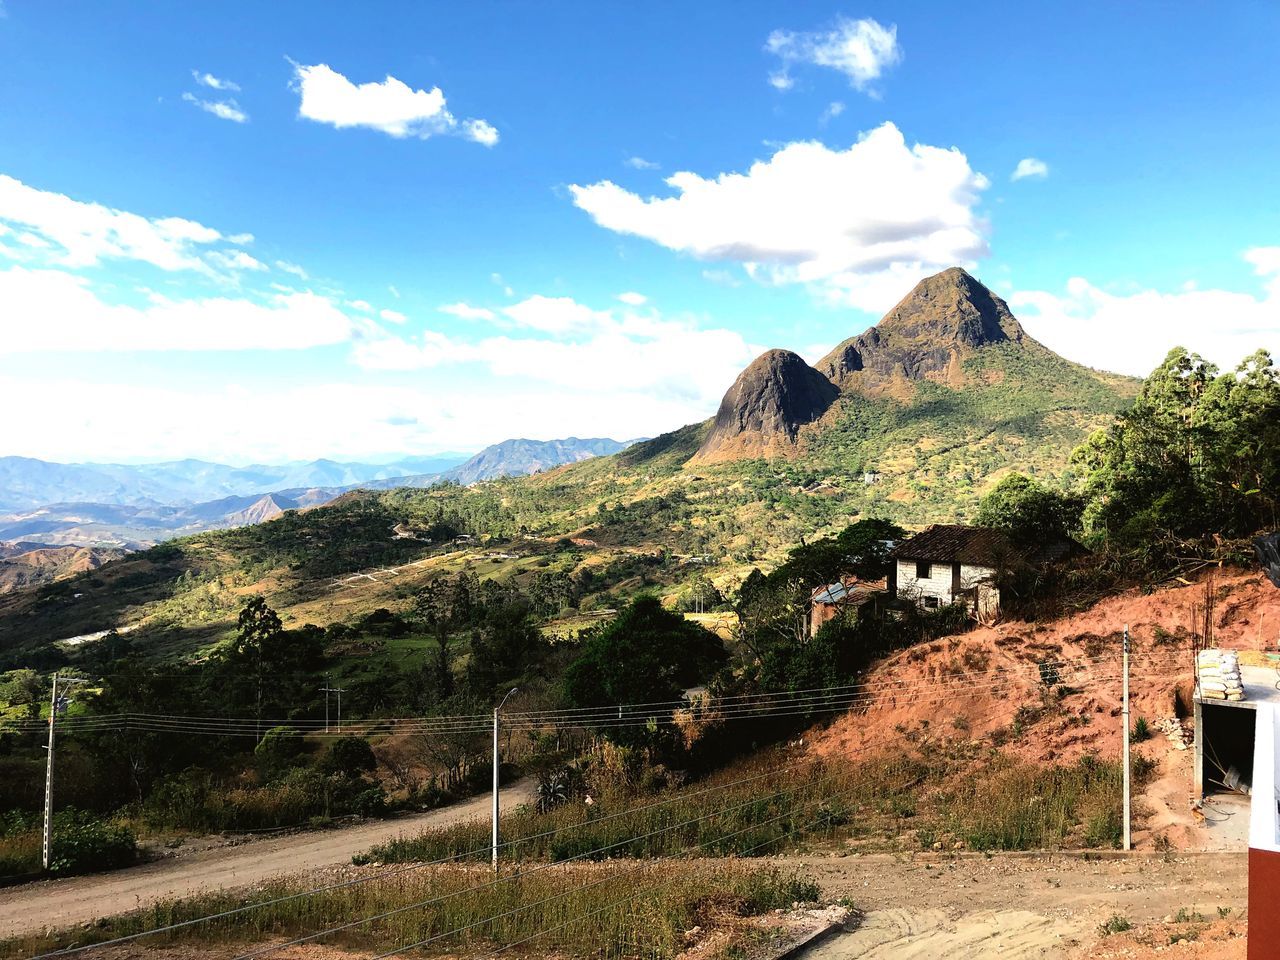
[692,349,838,463]
[818,267,1028,390]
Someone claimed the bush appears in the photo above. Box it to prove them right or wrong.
[255,726,305,777]
[47,810,137,876]
[351,785,388,819]
[321,737,377,779]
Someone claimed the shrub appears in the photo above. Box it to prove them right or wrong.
[1099,914,1132,936]
[322,737,378,779]
[351,785,388,819]
[255,726,305,777]
[47,810,137,876]
[1130,717,1151,743]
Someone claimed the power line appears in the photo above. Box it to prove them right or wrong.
[28,755,827,959]
[33,688,1052,958]
[241,764,852,960]
[2,650,1178,737]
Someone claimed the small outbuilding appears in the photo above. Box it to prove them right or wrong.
[809,576,886,635]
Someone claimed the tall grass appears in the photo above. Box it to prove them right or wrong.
[368,748,1126,867]
[3,862,817,959]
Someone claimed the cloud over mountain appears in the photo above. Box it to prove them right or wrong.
[569,123,989,311]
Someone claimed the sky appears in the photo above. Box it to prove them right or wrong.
[0,1,1277,465]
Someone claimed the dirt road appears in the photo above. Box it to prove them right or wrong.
[0,779,535,939]
[791,851,1248,959]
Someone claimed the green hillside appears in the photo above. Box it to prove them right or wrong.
[0,341,1134,669]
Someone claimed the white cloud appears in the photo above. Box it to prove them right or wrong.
[819,101,846,124]
[501,294,609,334]
[379,308,407,324]
[0,266,355,353]
[290,62,498,145]
[0,372,729,464]
[1010,248,1280,376]
[625,156,660,171]
[766,17,901,94]
[354,294,759,411]
[182,92,248,123]
[0,174,246,273]
[388,284,401,299]
[346,299,373,313]
[439,301,496,321]
[616,291,647,306]
[767,71,795,91]
[206,249,267,272]
[275,260,309,279]
[192,71,240,93]
[1011,157,1049,181]
[570,122,989,311]
[462,118,499,147]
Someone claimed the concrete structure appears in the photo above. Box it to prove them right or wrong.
[1248,702,1279,960]
[809,577,885,635]
[1191,659,1280,960]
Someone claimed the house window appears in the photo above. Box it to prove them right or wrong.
[915,561,931,580]
[923,595,940,609]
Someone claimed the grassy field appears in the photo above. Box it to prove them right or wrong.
[3,861,818,959]
[365,747,1126,869]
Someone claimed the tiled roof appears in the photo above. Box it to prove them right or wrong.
[890,524,1078,567]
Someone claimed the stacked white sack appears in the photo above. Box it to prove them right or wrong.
[1197,649,1245,701]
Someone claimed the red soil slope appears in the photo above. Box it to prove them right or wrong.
[809,569,1280,847]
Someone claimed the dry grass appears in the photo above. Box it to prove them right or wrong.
[3,861,817,960]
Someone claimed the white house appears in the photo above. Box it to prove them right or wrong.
[889,524,1077,621]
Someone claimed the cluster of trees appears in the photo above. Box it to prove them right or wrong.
[1074,348,1280,545]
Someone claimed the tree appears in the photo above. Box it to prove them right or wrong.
[230,596,283,733]
[467,601,550,698]
[1074,347,1280,542]
[976,474,1082,544]
[563,595,727,709]
[322,736,377,779]
[222,598,323,728]
[413,573,480,699]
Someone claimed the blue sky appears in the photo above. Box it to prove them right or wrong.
[0,1,1277,463]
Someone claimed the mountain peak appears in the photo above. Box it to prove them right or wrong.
[818,267,1027,391]
[692,349,838,463]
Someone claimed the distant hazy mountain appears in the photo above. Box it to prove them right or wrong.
[0,454,470,512]
[0,440,638,553]
[0,542,127,594]
[0,488,348,549]
[442,437,641,485]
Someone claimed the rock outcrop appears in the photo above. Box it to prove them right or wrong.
[818,267,1028,393]
[693,349,838,463]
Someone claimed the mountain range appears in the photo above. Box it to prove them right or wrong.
[0,437,637,552]
[0,266,1145,658]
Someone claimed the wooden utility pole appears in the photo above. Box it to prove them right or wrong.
[1122,624,1132,851]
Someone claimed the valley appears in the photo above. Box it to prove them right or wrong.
[0,268,1275,960]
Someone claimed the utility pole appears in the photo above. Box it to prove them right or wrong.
[321,676,345,734]
[322,675,330,734]
[492,687,518,872]
[42,675,83,872]
[1122,623,1131,851]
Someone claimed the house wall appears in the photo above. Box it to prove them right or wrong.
[1248,702,1280,959]
[895,559,995,607]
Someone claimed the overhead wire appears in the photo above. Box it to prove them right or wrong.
[28,753,828,959]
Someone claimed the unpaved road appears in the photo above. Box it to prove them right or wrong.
[791,851,1248,959]
[0,779,535,939]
